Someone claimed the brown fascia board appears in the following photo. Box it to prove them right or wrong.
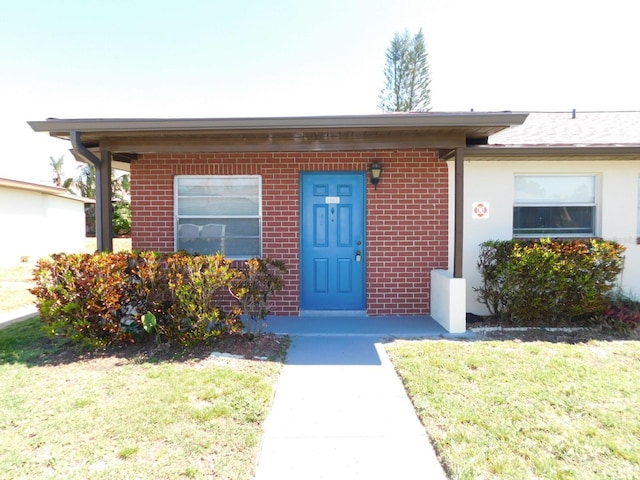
[69,149,134,172]
[28,112,529,136]
[464,144,640,157]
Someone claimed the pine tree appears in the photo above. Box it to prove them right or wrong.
[379,29,431,112]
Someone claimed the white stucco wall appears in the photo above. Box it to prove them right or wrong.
[448,157,640,315]
[0,186,86,265]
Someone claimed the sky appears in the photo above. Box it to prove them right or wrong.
[1,0,638,183]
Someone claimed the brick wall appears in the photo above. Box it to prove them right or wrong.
[130,150,448,316]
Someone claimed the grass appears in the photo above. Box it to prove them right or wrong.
[386,339,640,480]
[0,263,36,312]
[84,236,132,253]
[0,238,132,313]
[0,318,283,479]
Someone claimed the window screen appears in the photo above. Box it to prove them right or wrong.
[175,176,261,258]
[513,175,596,237]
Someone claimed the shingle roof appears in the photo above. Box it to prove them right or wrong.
[489,111,640,146]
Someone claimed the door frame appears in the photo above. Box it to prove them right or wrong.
[299,171,367,312]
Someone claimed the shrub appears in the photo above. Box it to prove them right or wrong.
[112,201,131,236]
[31,251,285,347]
[605,305,640,332]
[475,238,625,326]
[230,258,287,336]
[165,253,243,346]
[474,240,513,320]
[31,253,131,347]
[123,251,175,342]
[604,293,640,332]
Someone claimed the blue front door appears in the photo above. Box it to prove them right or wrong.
[300,172,366,310]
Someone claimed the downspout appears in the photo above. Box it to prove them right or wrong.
[70,131,113,252]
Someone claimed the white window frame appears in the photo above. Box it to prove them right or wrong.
[174,175,262,259]
[513,174,598,238]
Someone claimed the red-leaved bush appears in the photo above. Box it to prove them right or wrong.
[31,252,285,347]
[605,304,640,332]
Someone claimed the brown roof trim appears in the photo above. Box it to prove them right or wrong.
[464,145,640,157]
[28,112,528,135]
[30,113,529,155]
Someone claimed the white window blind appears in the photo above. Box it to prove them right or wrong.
[175,176,261,258]
[513,175,596,237]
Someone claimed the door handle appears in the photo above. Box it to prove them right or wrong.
[355,251,362,262]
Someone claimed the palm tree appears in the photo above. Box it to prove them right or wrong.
[49,155,74,191]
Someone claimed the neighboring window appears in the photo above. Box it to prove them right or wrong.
[175,176,261,258]
[513,175,596,237]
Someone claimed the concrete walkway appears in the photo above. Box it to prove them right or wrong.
[0,309,454,477]
[254,316,457,479]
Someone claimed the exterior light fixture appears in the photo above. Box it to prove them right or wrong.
[369,162,383,190]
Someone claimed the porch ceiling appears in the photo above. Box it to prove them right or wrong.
[29,112,528,161]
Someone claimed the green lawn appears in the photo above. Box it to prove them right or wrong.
[0,263,35,312]
[0,318,283,480]
[386,338,640,480]
[84,236,132,253]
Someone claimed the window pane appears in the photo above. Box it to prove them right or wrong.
[223,238,261,257]
[513,206,594,236]
[177,177,259,197]
[176,176,261,258]
[178,196,259,216]
[177,218,260,257]
[514,176,595,203]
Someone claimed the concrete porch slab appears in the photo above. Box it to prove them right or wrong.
[264,314,462,338]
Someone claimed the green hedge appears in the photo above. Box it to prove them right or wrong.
[475,238,625,326]
[30,252,286,347]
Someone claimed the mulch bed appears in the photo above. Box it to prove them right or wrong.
[30,317,639,368]
[39,332,290,367]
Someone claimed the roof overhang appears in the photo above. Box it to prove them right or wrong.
[29,112,528,162]
[463,144,640,159]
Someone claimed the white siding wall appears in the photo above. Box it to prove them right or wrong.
[0,187,86,265]
[448,158,640,315]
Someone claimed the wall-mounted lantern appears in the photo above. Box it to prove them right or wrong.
[369,162,383,190]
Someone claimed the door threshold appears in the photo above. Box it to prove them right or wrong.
[299,310,367,317]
